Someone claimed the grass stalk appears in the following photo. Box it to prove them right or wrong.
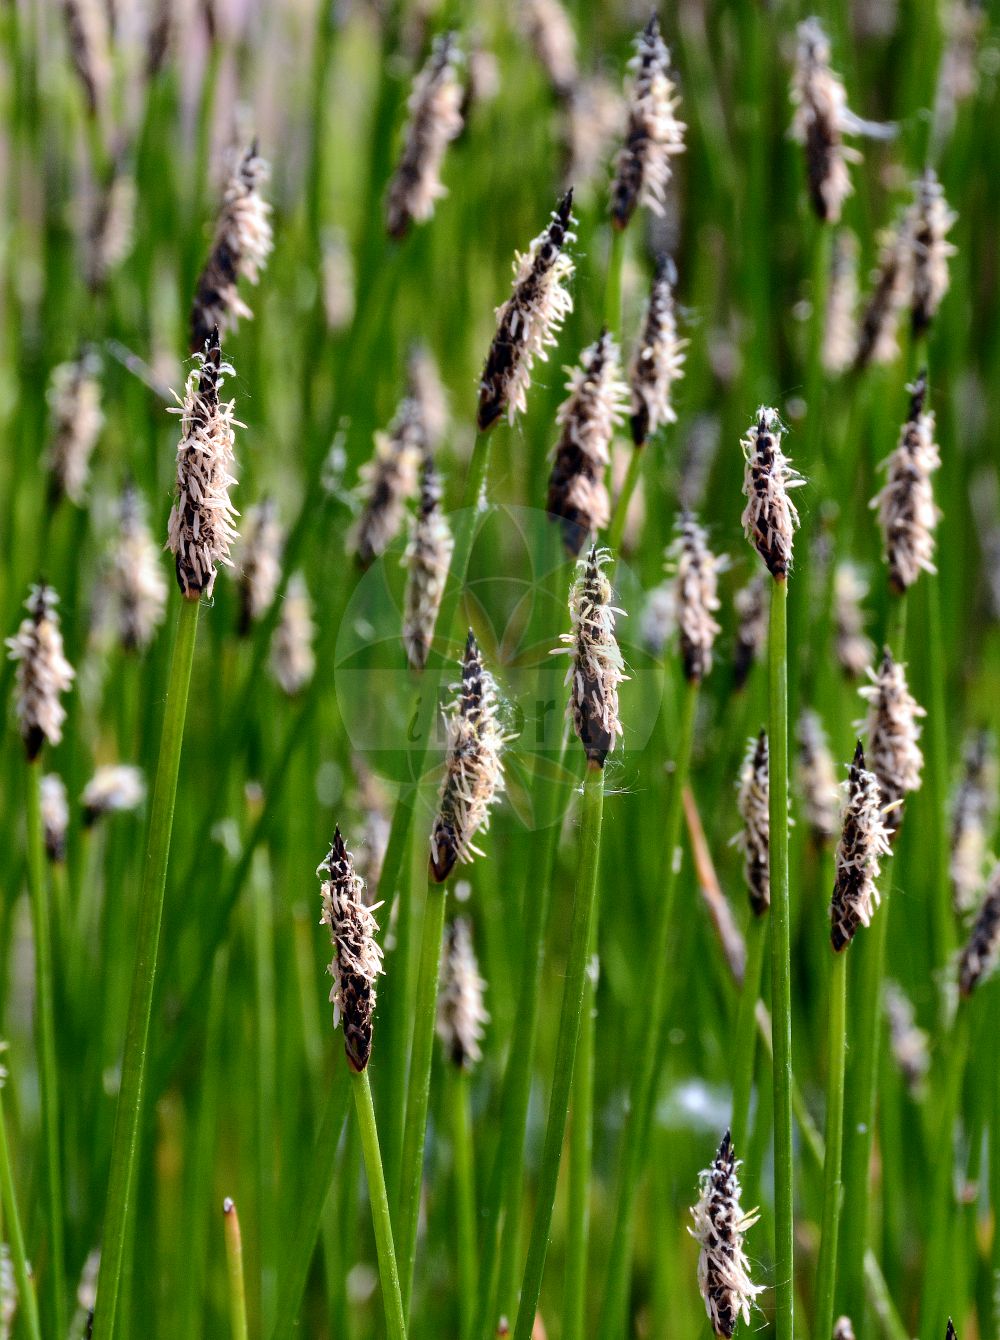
[449,1067,478,1340]
[222,1198,249,1340]
[0,1080,42,1340]
[92,595,201,1340]
[352,1067,408,1340]
[768,575,795,1340]
[606,449,643,555]
[563,923,597,1340]
[596,680,699,1338]
[604,227,625,334]
[729,911,768,1152]
[815,949,848,1340]
[512,761,606,1340]
[24,760,66,1337]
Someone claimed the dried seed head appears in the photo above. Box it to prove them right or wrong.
[668,513,723,683]
[629,255,687,445]
[402,453,454,671]
[740,407,804,581]
[237,498,284,635]
[478,192,576,431]
[908,169,957,336]
[830,742,892,950]
[6,584,76,761]
[797,710,841,843]
[958,866,1000,997]
[610,16,685,231]
[269,573,316,696]
[833,564,874,679]
[430,632,507,882]
[733,574,767,691]
[823,230,859,374]
[41,774,69,863]
[112,484,168,652]
[63,0,111,116]
[437,917,489,1070]
[87,167,136,290]
[859,649,925,839]
[406,343,450,450]
[350,399,425,568]
[191,142,273,352]
[556,546,627,767]
[950,732,997,917]
[385,34,464,239]
[833,1319,857,1340]
[854,220,911,370]
[546,331,628,556]
[81,765,146,825]
[46,352,104,505]
[790,19,861,223]
[318,828,385,1071]
[689,1130,764,1338]
[945,1321,957,1340]
[166,329,241,600]
[883,981,930,1096]
[735,731,770,916]
[521,0,578,99]
[871,374,940,594]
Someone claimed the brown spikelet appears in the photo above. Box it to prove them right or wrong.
[555,546,627,767]
[6,584,76,761]
[237,498,283,636]
[950,731,997,917]
[958,867,1000,997]
[830,742,891,951]
[871,374,940,595]
[689,1130,764,1337]
[629,255,687,445]
[740,408,804,581]
[112,483,168,652]
[402,453,453,671]
[385,34,464,239]
[858,649,925,839]
[610,16,685,231]
[735,731,770,916]
[350,399,424,568]
[833,1320,856,1340]
[854,219,911,371]
[908,169,957,337]
[318,828,385,1072]
[733,575,767,691]
[790,19,860,223]
[797,710,840,843]
[669,513,723,684]
[437,917,489,1070]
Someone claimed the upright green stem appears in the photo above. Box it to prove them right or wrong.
[93,596,201,1340]
[597,682,698,1337]
[397,881,448,1316]
[0,1083,42,1340]
[604,227,625,334]
[222,1199,249,1340]
[815,949,848,1340]
[730,911,768,1153]
[563,926,597,1340]
[25,761,66,1337]
[768,576,795,1340]
[353,1067,408,1340]
[449,1067,478,1340]
[607,449,643,556]
[512,762,605,1340]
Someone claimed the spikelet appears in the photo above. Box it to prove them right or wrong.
[668,513,722,683]
[689,1130,764,1338]
[823,230,859,374]
[46,352,104,505]
[859,649,925,839]
[950,732,997,916]
[41,774,69,863]
[629,256,687,445]
[521,0,577,99]
[555,546,627,767]
[790,19,861,223]
[430,632,507,882]
[81,765,146,825]
[958,866,1000,996]
[797,710,840,843]
[833,563,874,678]
[740,407,804,581]
[610,16,685,230]
[437,917,489,1070]
[733,574,767,691]
[86,166,135,290]
[406,343,450,450]
[871,374,940,594]
[0,1241,15,1339]
[63,0,111,116]
[385,34,464,239]
[563,78,623,196]
[833,1319,857,1340]
[883,981,930,1095]
[735,731,770,916]
[546,331,628,556]
[166,329,241,599]
[6,584,76,761]
[269,573,316,696]
[830,742,891,950]
[478,192,576,431]
[111,484,168,652]
[190,142,273,352]
[945,1320,957,1340]
[318,828,384,1071]
[237,498,283,635]
[908,169,957,336]
[350,399,425,568]
[854,220,911,370]
[403,453,453,670]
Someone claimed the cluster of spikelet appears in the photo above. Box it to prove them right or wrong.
[689,1130,764,1338]
[318,828,385,1073]
[555,546,627,767]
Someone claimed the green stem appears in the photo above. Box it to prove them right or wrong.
[397,881,448,1316]
[512,762,605,1340]
[93,595,201,1340]
[353,1068,408,1340]
[815,949,848,1340]
[563,927,597,1340]
[597,681,698,1338]
[606,448,643,556]
[768,576,795,1340]
[604,227,625,335]
[25,760,66,1337]
[730,912,768,1152]
[449,1067,478,1340]
[0,1082,42,1340]
[223,1199,249,1340]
